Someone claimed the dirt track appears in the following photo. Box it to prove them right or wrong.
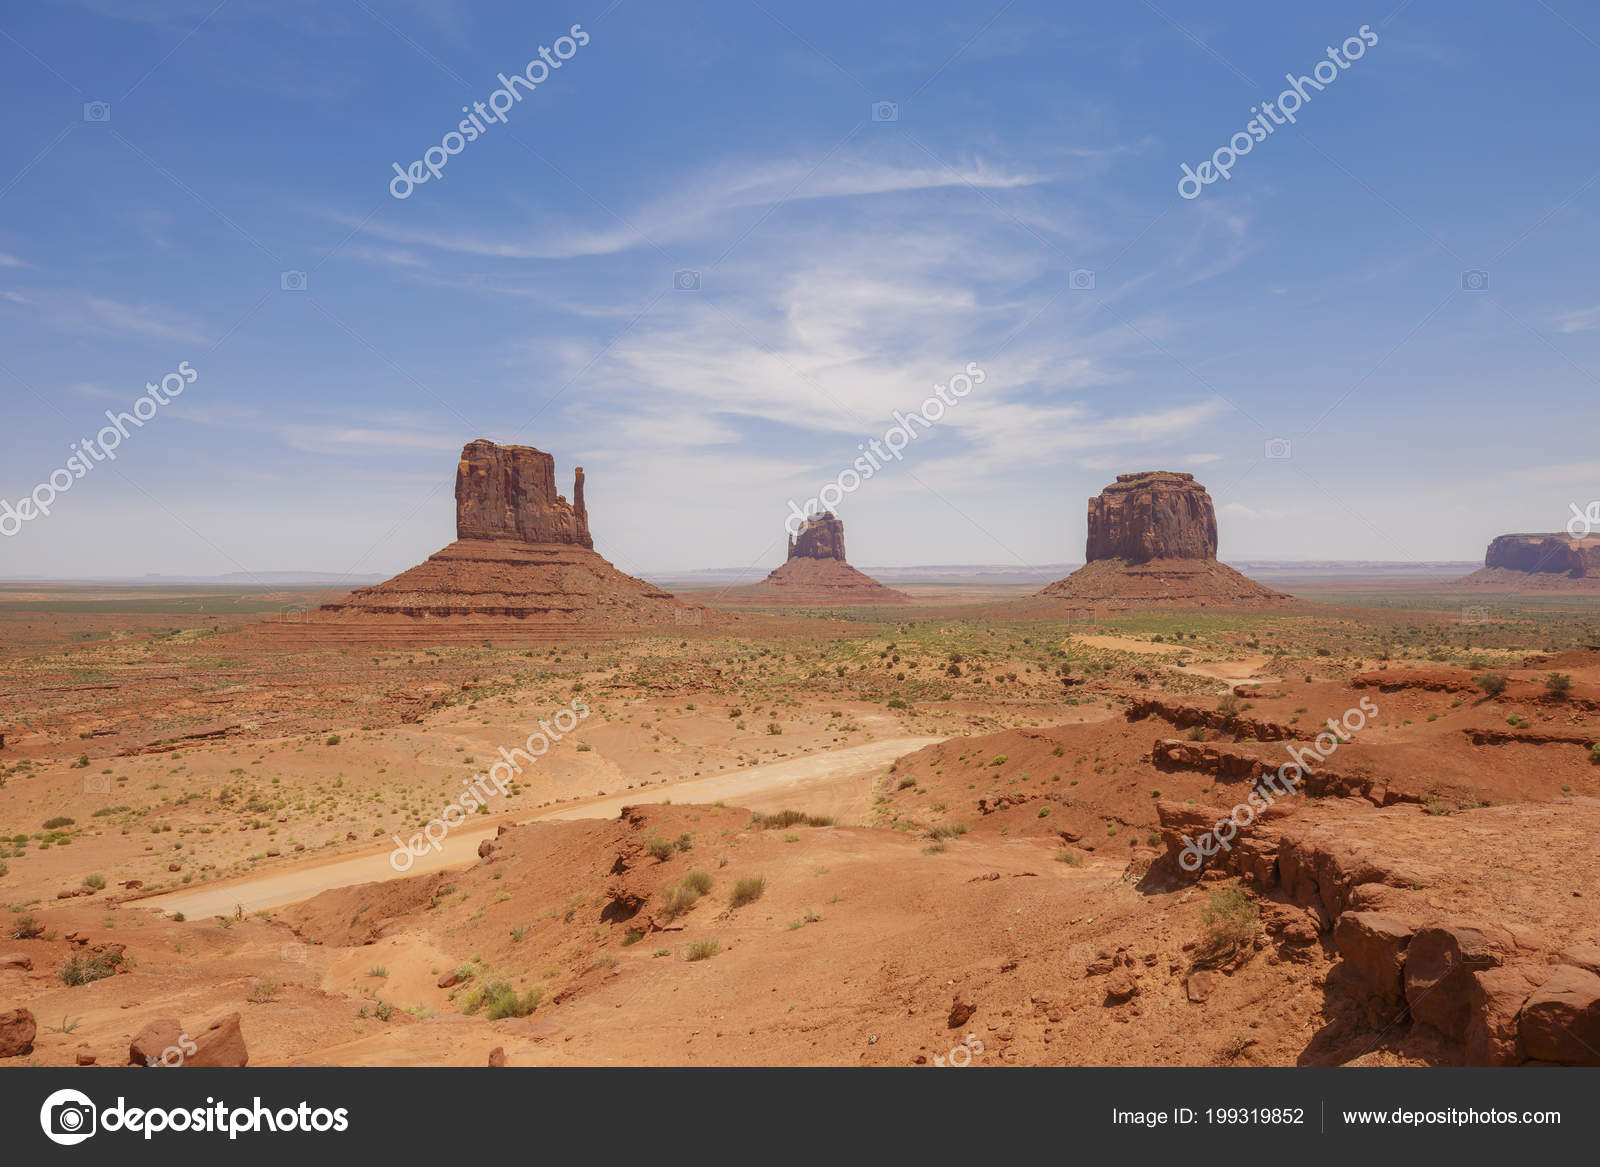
[138,736,939,918]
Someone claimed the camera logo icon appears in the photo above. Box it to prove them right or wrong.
[1264,437,1292,460]
[673,270,700,291]
[1460,605,1490,626]
[1567,501,1600,538]
[40,1088,97,1145]
[83,101,111,123]
[280,942,308,963]
[871,101,899,122]
[280,270,308,292]
[1461,269,1489,291]
[84,774,111,794]
[1068,268,1095,291]
[673,608,703,626]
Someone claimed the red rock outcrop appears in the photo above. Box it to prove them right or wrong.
[455,439,592,547]
[1454,532,1600,590]
[1037,471,1289,608]
[1484,533,1600,577]
[0,1008,36,1058]
[1150,797,1600,1065]
[186,1012,249,1067]
[261,440,692,642]
[719,512,910,606]
[1086,471,1217,563]
[788,512,848,562]
[130,1018,187,1066]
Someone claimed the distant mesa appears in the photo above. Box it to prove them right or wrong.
[1454,531,1600,591]
[265,439,690,642]
[717,511,911,606]
[1037,471,1291,608]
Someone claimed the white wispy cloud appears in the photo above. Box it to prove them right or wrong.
[343,245,431,269]
[1553,305,1600,334]
[331,154,1046,260]
[76,297,209,344]
[1221,502,1288,520]
[277,425,464,456]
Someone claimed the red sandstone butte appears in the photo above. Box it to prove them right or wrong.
[1038,471,1289,608]
[263,440,691,642]
[721,512,910,606]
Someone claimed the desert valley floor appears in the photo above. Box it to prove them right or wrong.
[2,577,1599,1068]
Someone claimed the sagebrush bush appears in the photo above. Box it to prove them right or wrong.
[750,810,833,829]
[686,939,720,961]
[729,876,765,909]
[1196,884,1260,965]
[59,952,118,987]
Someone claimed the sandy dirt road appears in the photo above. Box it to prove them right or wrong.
[139,736,939,918]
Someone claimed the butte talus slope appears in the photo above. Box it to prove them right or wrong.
[273,439,686,641]
[719,512,911,605]
[1038,471,1290,608]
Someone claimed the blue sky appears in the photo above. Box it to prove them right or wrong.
[1,0,1597,579]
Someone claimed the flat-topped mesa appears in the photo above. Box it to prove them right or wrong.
[455,439,592,548]
[788,512,847,562]
[1484,533,1600,578]
[1086,470,1217,563]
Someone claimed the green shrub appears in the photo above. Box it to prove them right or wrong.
[645,836,674,862]
[659,879,705,920]
[686,939,720,961]
[1474,672,1509,696]
[1546,672,1573,696]
[82,873,105,890]
[749,810,833,829]
[59,952,119,987]
[483,981,543,1020]
[42,816,74,830]
[10,914,44,940]
[1196,884,1260,965]
[682,870,713,895]
[729,876,766,909]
